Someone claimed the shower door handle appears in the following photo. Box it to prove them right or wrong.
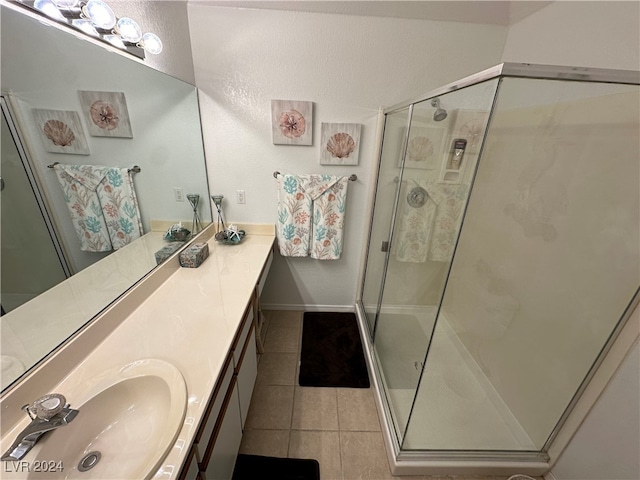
[381,241,389,252]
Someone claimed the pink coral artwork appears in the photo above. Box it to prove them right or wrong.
[79,90,133,138]
[271,100,313,145]
[320,123,362,165]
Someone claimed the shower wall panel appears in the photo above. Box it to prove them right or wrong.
[440,80,640,447]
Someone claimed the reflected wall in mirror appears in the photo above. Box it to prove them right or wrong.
[0,4,212,391]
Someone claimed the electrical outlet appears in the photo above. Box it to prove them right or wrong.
[173,187,184,202]
[236,190,246,204]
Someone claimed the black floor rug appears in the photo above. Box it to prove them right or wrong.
[232,454,320,480]
[299,312,370,388]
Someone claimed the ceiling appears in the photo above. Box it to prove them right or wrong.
[189,1,553,26]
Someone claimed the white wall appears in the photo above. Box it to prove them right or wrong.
[501,2,640,478]
[502,1,640,70]
[551,342,639,480]
[188,4,507,308]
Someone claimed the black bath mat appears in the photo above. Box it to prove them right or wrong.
[232,454,320,480]
[299,311,370,388]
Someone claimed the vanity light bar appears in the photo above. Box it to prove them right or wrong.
[17,0,163,59]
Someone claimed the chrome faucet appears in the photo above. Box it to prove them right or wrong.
[1,394,79,461]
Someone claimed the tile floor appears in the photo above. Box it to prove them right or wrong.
[238,310,540,480]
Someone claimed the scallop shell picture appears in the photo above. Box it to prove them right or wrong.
[407,136,434,163]
[278,109,306,138]
[79,91,133,138]
[32,109,90,155]
[320,123,362,165]
[326,132,356,159]
[271,100,313,145]
[90,100,119,131]
[43,119,75,147]
[402,126,444,170]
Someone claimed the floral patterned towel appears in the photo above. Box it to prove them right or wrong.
[53,164,143,252]
[393,179,469,263]
[276,174,349,260]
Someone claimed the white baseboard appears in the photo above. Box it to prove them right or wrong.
[261,303,355,313]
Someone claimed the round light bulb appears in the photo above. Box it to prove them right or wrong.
[116,17,142,43]
[53,0,80,8]
[34,0,65,20]
[82,0,116,30]
[72,19,99,37]
[140,32,163,55]
[104,34,126,49]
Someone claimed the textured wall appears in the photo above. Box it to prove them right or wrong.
[188,4,507,308]
[502,0,640,70]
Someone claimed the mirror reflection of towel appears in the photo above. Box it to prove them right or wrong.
[53,164,143,252]
[393,180,469,263]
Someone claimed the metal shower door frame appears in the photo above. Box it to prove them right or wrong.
[355,62,640,472]
[1,95,72,279]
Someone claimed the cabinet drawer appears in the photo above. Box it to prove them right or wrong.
[236,327,257,428]
[201,375,242,475]
[233,307,254,369]
[195,353,234,456]
[177,445,200,480]
[257,250,273,297]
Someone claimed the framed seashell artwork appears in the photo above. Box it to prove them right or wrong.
[450,109,489,153]
[320,123,362,165]
[78,91,133,138]
[401,125,445,170]
[32,109,90,155]
[271,100,313,145]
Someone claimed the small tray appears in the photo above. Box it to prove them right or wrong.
[215,229,246,245]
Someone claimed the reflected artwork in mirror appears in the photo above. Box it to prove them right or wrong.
[0,4,212,392]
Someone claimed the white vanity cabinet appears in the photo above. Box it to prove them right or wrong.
[202,376,243,480]
[178,446,203,480]
[0,228,276,480]
[172,234,274,480]
[254,249,273,352]
[235,306,258,427]
[178,299,259,480]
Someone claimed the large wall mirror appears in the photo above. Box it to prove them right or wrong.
[1,4,212,391]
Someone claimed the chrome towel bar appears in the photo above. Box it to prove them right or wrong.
[273,171,356,181]
[47,162,141,173]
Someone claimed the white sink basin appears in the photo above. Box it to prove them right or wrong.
[10,359,187,479]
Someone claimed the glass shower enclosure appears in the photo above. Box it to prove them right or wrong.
[357,63,639,470]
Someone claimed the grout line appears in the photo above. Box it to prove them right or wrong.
[290,428,341,433]
[335,388,342,431]
[287,312,299,458]
[285,427,292,459]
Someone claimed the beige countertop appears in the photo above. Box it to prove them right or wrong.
[0,227,275,479]
[1,231,169,390]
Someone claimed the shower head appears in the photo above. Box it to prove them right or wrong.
[430,97,447,122]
